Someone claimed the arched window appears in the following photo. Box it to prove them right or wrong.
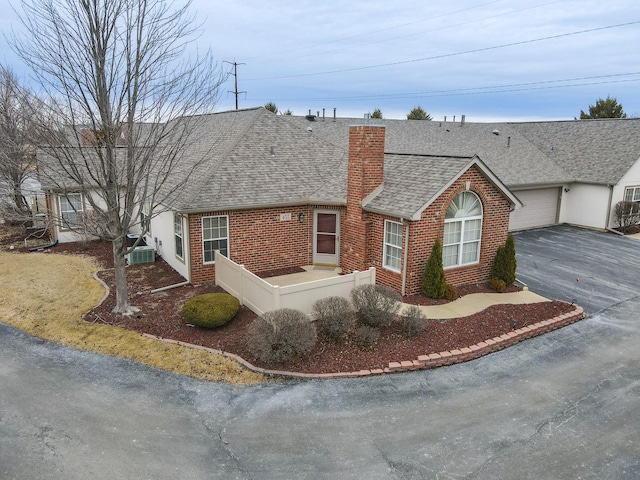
[443,191,482,268]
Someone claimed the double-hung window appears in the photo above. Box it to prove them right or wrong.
[174,214,184,260]
[59,193,83,229]
[443,191,482,268]
[624,186,640,203]
[202,215,228,263]
[383,220,403,272]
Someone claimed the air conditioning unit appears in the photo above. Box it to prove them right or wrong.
[126,245,155,265]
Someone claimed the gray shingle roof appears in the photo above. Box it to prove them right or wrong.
[286,115,640,187]
[168,108,348,211]
[284,116,572,188]
[511,118,640,185]
[365,154,475,219]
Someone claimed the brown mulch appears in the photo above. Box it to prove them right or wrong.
[7,235,576,375]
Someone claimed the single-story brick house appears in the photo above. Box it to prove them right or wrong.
[38,107,523,296]
[144,108,520,295]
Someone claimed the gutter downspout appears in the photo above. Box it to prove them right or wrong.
[401,220,410,297]
[605,184,614,230]
[184,214,193,284]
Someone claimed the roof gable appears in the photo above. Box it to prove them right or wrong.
[363,154,521,220]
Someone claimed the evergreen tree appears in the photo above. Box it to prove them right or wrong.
[492,234,517,284]
[579,96,626,119]
[422,238,447,298]
[407,106,432,120]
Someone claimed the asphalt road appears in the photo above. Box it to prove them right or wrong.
[1,225,639,479]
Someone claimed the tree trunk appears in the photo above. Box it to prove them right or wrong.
[111,238,136,315]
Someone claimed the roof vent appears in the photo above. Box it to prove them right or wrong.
[492,129,500,135]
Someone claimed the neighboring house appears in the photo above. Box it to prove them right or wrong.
[38,107,522,296]
[290,113,640,231]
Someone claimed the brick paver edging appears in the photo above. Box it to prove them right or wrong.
[141,302,585,380]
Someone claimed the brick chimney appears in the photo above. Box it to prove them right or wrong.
[342,125,385,273]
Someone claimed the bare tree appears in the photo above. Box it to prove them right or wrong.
[0,65,40,224]
[12,0,226,315]
[614,201,640,233]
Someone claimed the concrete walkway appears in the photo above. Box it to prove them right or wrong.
[407,290,549,320]
[266,266,550,320]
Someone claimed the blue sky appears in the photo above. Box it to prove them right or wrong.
[1,0,640,121]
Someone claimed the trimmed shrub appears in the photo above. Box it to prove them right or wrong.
[246,308,317,364]
[350,284,402,328]
[492,234,517,285]
[400,305,427,338]
[353,325,380,350]
[422,238,447,299]
[182,293,240,328]
[489,277,507,293]
[312,296,356,341]
[443,284,458,301]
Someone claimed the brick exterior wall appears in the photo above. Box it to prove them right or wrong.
[188,204,345,284]
[186,126,511,296]
[361,165,512,296]
[342,125,385,274]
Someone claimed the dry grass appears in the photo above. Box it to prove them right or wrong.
[0,251,267,384]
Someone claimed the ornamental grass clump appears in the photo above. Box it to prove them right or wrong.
[246,308,317,364]
[312,296,356,341]
[350,284,402,328]
[182,293,240,328]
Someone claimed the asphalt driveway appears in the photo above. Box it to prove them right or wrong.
[1,225,639,479]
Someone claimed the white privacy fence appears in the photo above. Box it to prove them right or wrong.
[214,250,376,316]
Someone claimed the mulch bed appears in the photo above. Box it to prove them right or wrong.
[6,235,576,375]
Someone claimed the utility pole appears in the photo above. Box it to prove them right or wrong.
[224,61,246,110]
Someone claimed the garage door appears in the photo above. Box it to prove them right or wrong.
[509,188,560,231]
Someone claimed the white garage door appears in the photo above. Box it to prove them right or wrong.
[509,188,560,231]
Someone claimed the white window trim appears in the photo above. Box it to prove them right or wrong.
[202,215,229,265]
[443,215,483,269]
[174,213,184,261]
[624,186,640,202]
[58,193,84,231]
[443,191,483,269]
[383,220,403,273]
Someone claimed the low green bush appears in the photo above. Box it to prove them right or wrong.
[489,277,507,293]
[182,293,240,328]
[400,305,428,338]
[246,308,317,364]
[444,284,458,301]
[312,296,356,341]
[350,284,401,328]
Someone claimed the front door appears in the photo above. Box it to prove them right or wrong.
[313,210,340,265]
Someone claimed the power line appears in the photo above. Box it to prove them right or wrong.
[246,20,640,81]
[252,0,563,66]
[242,0,506,63]
[248,72,640,103]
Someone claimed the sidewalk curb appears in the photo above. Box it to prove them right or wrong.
[141,302,585,380]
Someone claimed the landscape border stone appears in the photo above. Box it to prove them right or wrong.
[140,302,585,380]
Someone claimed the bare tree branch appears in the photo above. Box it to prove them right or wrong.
[11,0,226,314]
